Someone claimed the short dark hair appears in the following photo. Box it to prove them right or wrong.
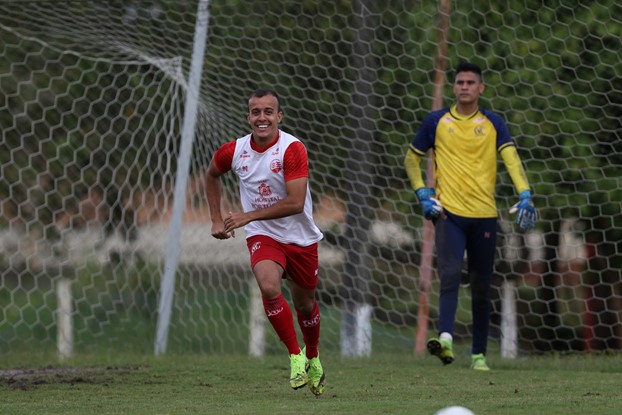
[455,62,483,81]
[248,89,281,111]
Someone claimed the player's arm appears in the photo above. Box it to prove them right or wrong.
[405,111,439,193]
[206,158,231,239]
[206,142,235,239]
[225,177,307,233]
[500,144,536,230]
[499,144,530,193]
[405,146,442,220]
[404,146,426,191]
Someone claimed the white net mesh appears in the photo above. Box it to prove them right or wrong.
[0,0,620,356]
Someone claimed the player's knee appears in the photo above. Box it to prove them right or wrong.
[257,281,282,299]
[471,285,491,304]
[293,297,315,315]
[439,274,462,293]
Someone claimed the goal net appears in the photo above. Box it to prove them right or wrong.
[1,0,620,357]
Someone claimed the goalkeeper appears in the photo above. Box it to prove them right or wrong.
[405,62,536,371]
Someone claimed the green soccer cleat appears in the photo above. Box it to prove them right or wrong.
[471,353,490,371]
[427,337,454,365]
[306,352,326,396]
[289,349,308,390]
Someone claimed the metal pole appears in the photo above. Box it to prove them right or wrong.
[155,0,210,355]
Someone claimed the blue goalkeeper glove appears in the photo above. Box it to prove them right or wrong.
[415,187,443,221]
[509,190,536,230]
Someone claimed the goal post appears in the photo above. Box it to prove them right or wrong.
[501,279,518,358]
[0,0,620,359]
[154,0,210,357]
[56,278,73,360]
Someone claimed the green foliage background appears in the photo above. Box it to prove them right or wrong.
[1,0,619,231]
[0,0,620,355]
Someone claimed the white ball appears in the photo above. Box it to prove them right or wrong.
[433,406,475,415]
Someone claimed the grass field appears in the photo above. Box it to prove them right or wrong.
[1,350,621,415]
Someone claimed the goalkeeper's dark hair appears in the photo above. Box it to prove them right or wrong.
[455,62,483,81]
[248,89,281,112]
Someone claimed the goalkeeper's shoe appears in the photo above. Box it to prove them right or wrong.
[471,353,490,371]
[305,350,326,396]
[427,337,454,365]
[289,349,308,390]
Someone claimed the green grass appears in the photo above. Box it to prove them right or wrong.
[1,352,621,415]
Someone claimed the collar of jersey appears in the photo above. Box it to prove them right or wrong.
[449,104,480,121]
[250,130,280,153]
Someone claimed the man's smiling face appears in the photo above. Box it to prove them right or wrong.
[247,94,283,145]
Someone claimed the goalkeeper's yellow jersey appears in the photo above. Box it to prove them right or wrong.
[409,105,516,218]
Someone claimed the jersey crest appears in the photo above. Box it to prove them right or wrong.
[258,182,272,197]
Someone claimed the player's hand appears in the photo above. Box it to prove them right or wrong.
[509,190,536,230]
[224,211,252,237]
[211,219,234,239]
[415,187,443,221]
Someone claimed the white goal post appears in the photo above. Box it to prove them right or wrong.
[154,0,210,357]
[0,0,620,360]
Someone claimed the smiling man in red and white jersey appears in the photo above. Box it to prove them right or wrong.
[206,89,325,396]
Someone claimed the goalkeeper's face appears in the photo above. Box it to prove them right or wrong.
[453,71,485,106]
[247,95,283,145]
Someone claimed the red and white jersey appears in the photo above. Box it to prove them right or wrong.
[213,130,323,246]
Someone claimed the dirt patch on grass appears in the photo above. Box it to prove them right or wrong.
[0,365,145,391]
